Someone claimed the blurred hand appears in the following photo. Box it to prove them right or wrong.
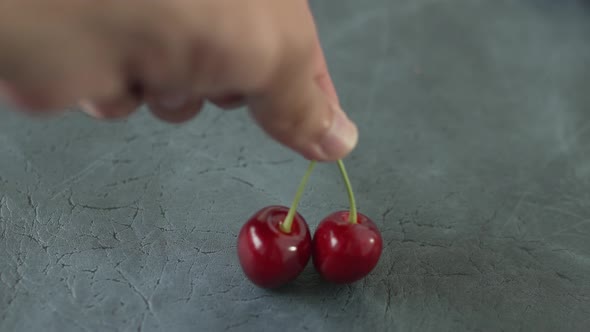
[0,0,358,161]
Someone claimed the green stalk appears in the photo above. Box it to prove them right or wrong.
[337,159,358,224]
[280,160,316,233]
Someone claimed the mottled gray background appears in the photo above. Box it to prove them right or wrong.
[1,0,590,331]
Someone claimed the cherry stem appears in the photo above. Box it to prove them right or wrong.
[337,159,358,224]
[280,160,316,233]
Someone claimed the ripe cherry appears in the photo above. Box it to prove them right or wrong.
[312,160,382,283]
[237,205,312,288]
[312,211,382,283]
[237,162,316,288]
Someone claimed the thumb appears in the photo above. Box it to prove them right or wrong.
[247,46,357,162]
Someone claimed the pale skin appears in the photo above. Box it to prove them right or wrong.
[0,0,358,161]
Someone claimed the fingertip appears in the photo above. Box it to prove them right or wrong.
[0,82,56,114]
[208,93,245,110]
[79,100,105,119]
[146,93,203,124]
[314,104,358,161]
[79,96,140,120]
[249,83,358,162]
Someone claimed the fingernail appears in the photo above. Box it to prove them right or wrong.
[317,104,358,160]
[156,93,189,111]
[79,100,104,118]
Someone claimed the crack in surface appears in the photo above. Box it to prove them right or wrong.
[114,269,160,329]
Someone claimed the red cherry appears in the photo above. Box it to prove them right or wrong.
[237,205,312,288]
[312,210,382,284]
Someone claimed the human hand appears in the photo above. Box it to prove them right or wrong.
[0,0,358,161]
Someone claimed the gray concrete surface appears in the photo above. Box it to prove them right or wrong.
[1,0,590,331]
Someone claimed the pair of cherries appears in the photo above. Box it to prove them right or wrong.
[237,160,382,288]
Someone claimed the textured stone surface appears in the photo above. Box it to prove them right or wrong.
[1,0,590,331]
